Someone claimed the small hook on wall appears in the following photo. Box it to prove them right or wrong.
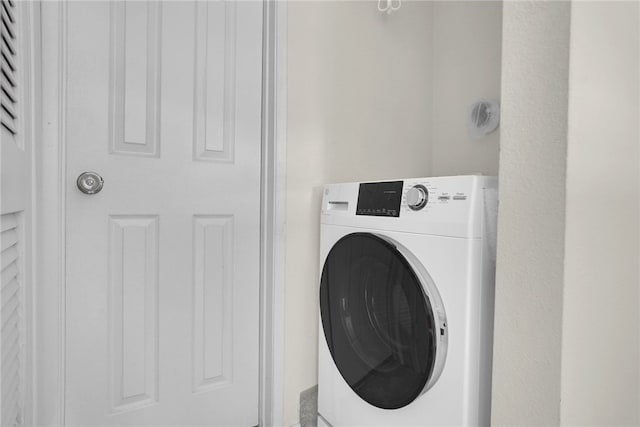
[378,0,401,15]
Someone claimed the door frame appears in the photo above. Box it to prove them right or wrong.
[35,1,287,425]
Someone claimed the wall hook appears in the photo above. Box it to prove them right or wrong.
[378,0,401,15]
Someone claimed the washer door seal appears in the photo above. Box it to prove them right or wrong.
[320,232,447,410]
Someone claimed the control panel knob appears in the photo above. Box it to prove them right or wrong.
[407,185,428,210]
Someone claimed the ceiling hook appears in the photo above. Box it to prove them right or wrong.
[378,0,401,15]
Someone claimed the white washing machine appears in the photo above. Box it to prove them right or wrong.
[317,175,498,426]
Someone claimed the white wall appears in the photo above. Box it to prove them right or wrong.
[431,1,502,176]
[285,2,502,425]
[314,4,437,183]
[492,2,571,424]
[561,1,640,424]
[285,4,333,425]
[285,3,434,425]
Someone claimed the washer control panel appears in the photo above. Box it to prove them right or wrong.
[401,178,470,214]
[323,175,497,239]
[336,177,477,220]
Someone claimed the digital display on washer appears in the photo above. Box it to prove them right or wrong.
[356,181,403,217]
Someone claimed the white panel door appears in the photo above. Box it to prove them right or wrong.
[64,1,263,425]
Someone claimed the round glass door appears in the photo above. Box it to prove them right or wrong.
[319,233,442,409]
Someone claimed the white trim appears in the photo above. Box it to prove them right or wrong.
[36,1,67,424]
[36,1,286,425]
[259,1,287,426]
[57,3,68,424]
[26,1,41,425]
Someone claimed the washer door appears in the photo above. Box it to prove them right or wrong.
[319,232,446,410]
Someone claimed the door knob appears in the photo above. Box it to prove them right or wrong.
[76,171,104,194]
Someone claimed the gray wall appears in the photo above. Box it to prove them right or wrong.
[431,1,502,176]
[561,1,640,424]
[493,1,640,425]
[492,2,571,424]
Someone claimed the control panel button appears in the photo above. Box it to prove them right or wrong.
[407,185,428,210]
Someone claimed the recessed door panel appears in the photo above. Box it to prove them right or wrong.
[108,215,159,413]
[109,1,161,156]
[192,215,234,392]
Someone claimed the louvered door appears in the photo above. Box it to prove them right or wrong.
[1,212,22,427]
[1,0,18,137]
[1,0,33,426]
